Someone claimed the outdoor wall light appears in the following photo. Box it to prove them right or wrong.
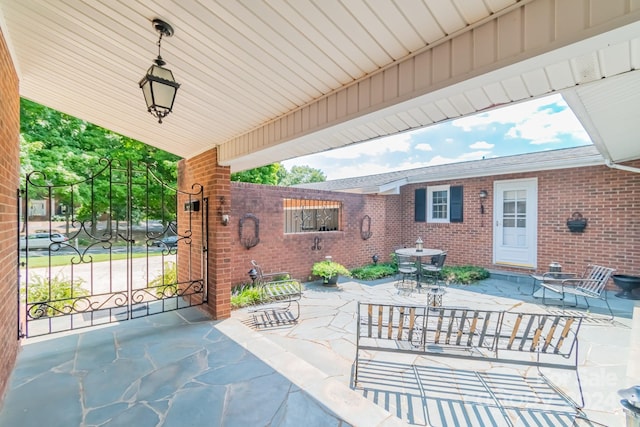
[479,190,488,214]
[139,19,180,124]
[372,254,379,265]
[217,196,230,226]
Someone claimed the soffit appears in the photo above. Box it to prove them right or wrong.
[0,1,639,170]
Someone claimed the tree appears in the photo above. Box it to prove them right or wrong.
[19,98,181,236]
[230,163,280,185]
[278,165,326,186]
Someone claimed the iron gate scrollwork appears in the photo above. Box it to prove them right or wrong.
[18,159,207,338]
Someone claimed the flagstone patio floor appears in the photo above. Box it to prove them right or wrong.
[0,275,637,426]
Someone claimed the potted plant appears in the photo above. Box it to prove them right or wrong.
[312,259,351,286]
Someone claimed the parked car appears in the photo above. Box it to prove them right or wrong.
[20,232,68,250]
[151,235,178,248]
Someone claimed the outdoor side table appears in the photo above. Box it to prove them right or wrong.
[427,287,445,309]
[530,272,575,299]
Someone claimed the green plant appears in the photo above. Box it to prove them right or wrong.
[350,263,396,280]
[23,273,89,317]
[147,261,178,297]
[311,260,351,283]
[231,283,263,309]
[442,265,490,284]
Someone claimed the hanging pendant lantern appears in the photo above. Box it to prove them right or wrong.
[139,19,180,124]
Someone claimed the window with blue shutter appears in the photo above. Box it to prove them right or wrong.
[450,185,463,222]
[415,188,426,222]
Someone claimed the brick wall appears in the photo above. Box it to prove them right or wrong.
[178,148,232,319]
[228,183,400,284]
[400,162,640,286]
[0,29,20,404]
[223,161,639,291]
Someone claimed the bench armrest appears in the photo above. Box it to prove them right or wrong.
[541,272,577,280]
[556,278,601,287]
[260,271,291,282]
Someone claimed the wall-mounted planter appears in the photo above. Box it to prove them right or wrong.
[566,212,587,233]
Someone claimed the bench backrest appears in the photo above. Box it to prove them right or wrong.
[497,312,582,358]
[576,264,615,296]
[358,303,425,347]
[357,303,583,362]
[423,307,502,351]
[250,260,291,284]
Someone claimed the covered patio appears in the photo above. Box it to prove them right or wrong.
[2,2,640,423]
[1,275,636,426]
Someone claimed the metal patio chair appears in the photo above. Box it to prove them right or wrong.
[396,254,418,290]
[540,264,616,319]
[421,251,447,288]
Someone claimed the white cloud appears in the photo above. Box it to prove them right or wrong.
[451,94,590,145]
[452,95,564,130]
[283,94,591,181]
[470,141,494,149]
[318,132,413,160]
[415,143,433,151]
[323,162,404,180]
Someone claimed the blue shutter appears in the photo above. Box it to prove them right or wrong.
[450,186,463,223]
[415,188,426,222]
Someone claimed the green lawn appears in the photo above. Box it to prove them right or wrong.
[20,251,160,268]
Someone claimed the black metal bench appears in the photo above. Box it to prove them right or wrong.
[355,302,585,409]
[249,260,302,326]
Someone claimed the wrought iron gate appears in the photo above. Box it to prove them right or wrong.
[18,159,207,338]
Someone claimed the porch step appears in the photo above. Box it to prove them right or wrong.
[488,269,534,285]
[216,317,405,427]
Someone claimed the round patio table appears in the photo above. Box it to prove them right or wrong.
[395,247,443,285]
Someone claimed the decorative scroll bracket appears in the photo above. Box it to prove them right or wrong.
[360,215,372,240]
[239,213,260,249]
[311,236,322,251]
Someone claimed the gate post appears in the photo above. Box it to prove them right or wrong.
[179,148,232,319]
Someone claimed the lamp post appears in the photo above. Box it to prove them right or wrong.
[139,19,180,123]
[248,268,258,284]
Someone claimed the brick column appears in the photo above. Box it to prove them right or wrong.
[178,148,231,319]
[0,29,21,403]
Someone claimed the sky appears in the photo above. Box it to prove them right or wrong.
[282,93,592,181]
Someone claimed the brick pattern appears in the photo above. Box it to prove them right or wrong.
[401,163,640,286]
[228,182,400,284]
[222,162,640,291]
[178,149,232,319]
[0,29,20,404]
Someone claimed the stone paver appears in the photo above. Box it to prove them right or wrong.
[0,308,355,427]
[234,277,638,427]
[0,275,637,426]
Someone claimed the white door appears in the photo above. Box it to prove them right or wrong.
[493,178,537,268]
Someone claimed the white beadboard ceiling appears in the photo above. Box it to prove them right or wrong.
[1,0,639,172]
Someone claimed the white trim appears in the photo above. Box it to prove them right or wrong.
[493,178,538,268]
[427,185,450,223]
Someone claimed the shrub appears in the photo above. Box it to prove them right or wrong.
[350,263,396,280]
[442,265,490,284]
[24,273,89,317]
[311,260,351,283]
[147,261,178,297]
[231,283,262,309]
